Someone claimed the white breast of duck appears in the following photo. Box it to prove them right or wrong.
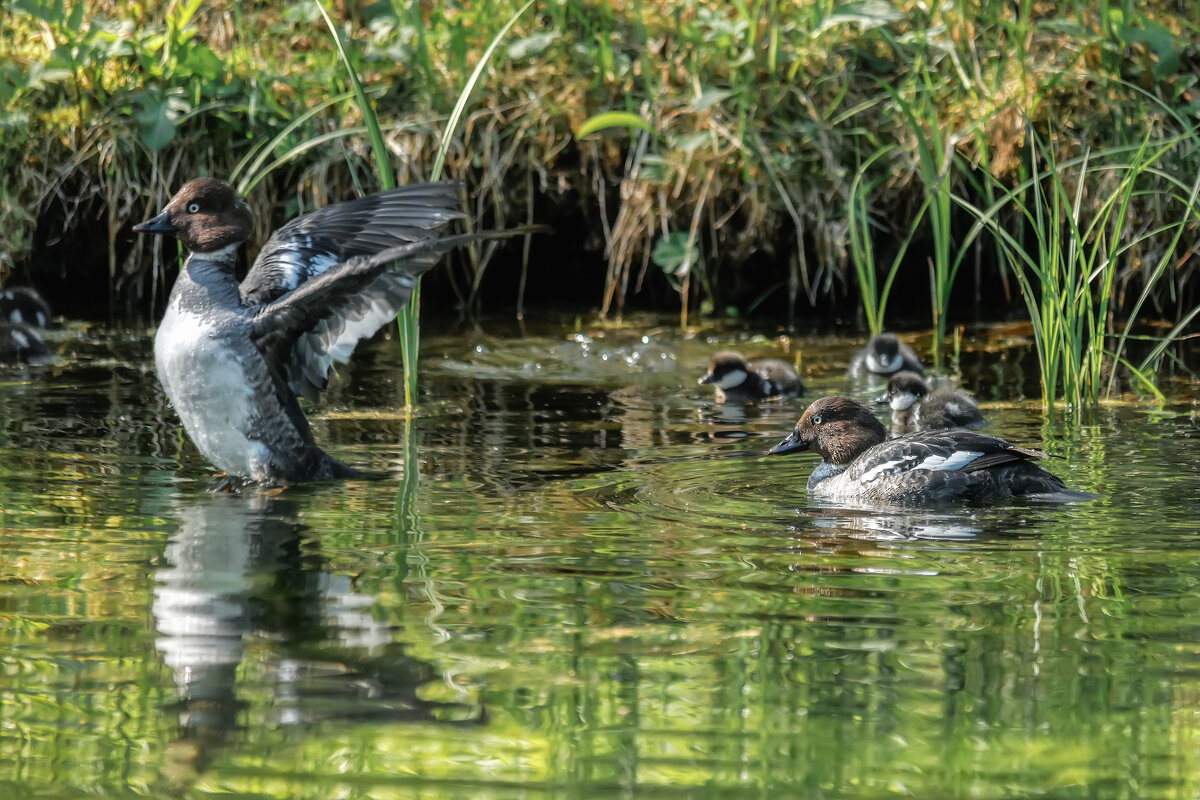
[153,254,294,481]
[768,396,1091,505]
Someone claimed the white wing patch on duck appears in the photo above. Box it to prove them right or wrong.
[859,449,984,482]
[859,457,914,482]
[916,450,983,472]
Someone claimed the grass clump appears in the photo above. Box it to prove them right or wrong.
[957,125,1200,409]
[0,0,1197,402]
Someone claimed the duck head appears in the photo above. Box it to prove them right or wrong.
[767,396,887,464]
[698,350,749,390]
[133,178,252,254]
[874,370,929,411]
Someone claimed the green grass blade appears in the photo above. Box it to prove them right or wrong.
[393,0,536,411]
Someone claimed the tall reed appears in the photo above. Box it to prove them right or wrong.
[848,146,929,337]
[316,0,531,410]
[881,80,959,369]
[956,127,1200,408]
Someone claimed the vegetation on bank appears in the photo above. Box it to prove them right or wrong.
[1,0,1198,406]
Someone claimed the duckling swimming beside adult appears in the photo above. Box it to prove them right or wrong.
[767,396,1093,505]
[848,332,924,377]
[0,321,50,364]
[0,287,53,327]
[698,350,804,403]
[876,371,986,431]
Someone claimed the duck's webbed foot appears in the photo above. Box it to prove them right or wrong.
[210,473,248,493]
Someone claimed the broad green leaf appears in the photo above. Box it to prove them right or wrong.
[135,93,189,151]
[690,87,733,112]
[652,231,699,278]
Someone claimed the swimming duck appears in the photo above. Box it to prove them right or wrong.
[848,332,924,377]
[876,371,986,431]
[134,177,526,486]
[0,321,50,363]
[698,350,804,403]
[0,287,52,327]
[767,396,1092,505]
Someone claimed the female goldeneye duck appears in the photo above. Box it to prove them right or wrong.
[133,177,533,487]
[766,396,1093,505]
[848,332,924,377]
[875,370,986,431]
[698,350,804,403]
[0,287,53,328]
[0,321,50,364]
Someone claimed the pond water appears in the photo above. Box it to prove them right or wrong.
[2,315,1199,799]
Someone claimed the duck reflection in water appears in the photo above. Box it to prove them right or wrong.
[153,492,483,779]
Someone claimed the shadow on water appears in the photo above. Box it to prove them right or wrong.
[152,491,483,788]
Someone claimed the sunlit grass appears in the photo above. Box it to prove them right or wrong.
[956,126,1200,409]
[2,0,1198,404]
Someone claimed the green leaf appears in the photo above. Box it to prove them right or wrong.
[176,42,223,80]
[11,0,57,24]
[507,30,556,60]
[134,93,190,151]
[1121,21,1183,77]
[814,0,903,36]
[671,131,711,154]
[652,232,699,278]
[689,87,733,112]
[577,111,652,138]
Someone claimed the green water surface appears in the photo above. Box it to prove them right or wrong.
[1,318,1198,799]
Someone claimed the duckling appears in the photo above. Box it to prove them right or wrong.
[848,332,924,377]
[0,287,52,327]
[876,371,986,431]
[698,350,804,403]
[0,321,50,363]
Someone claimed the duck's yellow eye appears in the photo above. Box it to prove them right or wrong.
[187,202,200,213]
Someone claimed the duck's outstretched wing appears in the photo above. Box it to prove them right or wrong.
[249,229,538,401]
[240,182,466,305]
[239,183,464,400]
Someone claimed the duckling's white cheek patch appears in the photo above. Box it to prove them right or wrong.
[890,393,917,411]
[716,369,747,389]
